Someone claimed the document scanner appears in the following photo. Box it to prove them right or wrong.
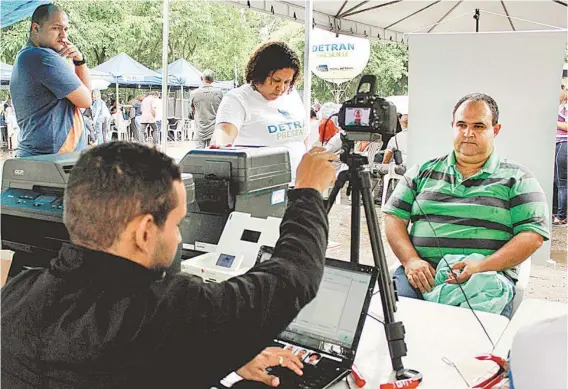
[178,147,291,257]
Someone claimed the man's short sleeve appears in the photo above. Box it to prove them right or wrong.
[382,164,420,221]
[386,136,396,152]
[509,173,550,240]
[215,93,246,129]
[36,50,82,100]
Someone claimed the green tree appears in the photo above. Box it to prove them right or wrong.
[168,1,282,81]
[0,0,407,102]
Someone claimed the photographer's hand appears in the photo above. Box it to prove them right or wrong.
[295,147,338,193]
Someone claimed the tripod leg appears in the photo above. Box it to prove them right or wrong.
[359,173,397,315]
[350,168,360,264]
[359,169,409,374]
[326,170,349,214]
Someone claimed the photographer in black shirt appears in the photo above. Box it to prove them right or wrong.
[1,142,338,388]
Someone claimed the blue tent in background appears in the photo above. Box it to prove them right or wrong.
[93,53,162,87]
[156,58,203,120]
[158,58,202,88]
[157,58,236,90]
[0,0,52,29]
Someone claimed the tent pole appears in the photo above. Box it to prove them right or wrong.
[474,8,480,32]
[303,0,313,148]
[160,0,170,151]
[234,56,239,87]
[115,75,119,115]
[181,85,184,125]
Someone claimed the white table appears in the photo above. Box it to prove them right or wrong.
[333,297,510,389]
[492,298,568,358]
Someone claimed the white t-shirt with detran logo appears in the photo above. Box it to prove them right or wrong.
[215,84,307,182]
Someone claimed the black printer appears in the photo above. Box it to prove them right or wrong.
[1,153,195,276]
[178,146,291,257]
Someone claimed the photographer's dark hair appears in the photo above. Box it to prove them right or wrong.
[64,142,181,249]
[453,93,499,126]
[245,42,301,92]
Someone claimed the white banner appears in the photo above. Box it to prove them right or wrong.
[309,28,370,84]
[123,75,145,82]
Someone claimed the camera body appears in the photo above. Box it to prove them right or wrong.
[337,75,398,142]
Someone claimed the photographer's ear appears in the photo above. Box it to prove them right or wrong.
[133,214,158,255]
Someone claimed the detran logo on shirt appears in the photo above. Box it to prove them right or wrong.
[267,121,304,140]
[278,109,292,119]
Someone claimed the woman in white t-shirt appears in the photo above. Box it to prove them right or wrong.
[213,42,307,181]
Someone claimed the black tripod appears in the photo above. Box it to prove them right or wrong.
[326,135,420,380]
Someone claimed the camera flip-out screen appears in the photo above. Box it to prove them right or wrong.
[345,107,371,127]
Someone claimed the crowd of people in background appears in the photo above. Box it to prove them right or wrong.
[0,3,565,225]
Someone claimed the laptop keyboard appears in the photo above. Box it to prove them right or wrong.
[266,364,346,389]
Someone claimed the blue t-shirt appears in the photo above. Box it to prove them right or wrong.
[10,44,86,157]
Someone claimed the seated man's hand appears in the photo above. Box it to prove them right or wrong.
[446,260,482,284]
[295,147,338,193]
[236,347,304,387]
[404,257,436,293]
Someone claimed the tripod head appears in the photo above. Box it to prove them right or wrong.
[337,132,374,170]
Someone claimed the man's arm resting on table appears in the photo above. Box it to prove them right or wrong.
[385,214,436,293]
[448,232,544,283]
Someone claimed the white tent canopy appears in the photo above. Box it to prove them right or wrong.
[226,0,567,42]
[160,0,566,151]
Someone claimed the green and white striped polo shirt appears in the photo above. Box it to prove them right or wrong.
[382,151,550,280]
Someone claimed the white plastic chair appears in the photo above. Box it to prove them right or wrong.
[168,120,184,142]
[112,113,130,141]
[512,256,532,316]
[381,163,404,206]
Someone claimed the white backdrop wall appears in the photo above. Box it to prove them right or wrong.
[407,30,567,264]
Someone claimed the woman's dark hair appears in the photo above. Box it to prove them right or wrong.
[310,109,317,118]
[245,42,301,92]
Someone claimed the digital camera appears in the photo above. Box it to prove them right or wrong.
[337,75,398,142]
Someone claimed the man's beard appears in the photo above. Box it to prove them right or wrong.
[151,235,175,270]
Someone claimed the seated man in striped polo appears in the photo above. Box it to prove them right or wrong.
[382,93,549,318]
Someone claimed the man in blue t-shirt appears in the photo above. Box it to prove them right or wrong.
[10,4,92,157]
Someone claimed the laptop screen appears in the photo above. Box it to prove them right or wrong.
[277,258,377,360]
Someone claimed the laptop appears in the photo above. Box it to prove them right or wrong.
[233,248,378,389]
